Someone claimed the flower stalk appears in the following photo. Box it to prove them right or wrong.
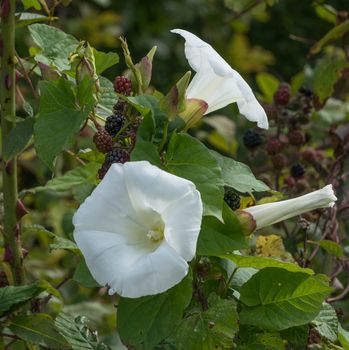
[1,0,24,284]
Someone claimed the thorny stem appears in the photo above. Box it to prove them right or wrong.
[1,0,24,284]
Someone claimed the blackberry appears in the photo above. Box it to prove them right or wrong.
[273,84,290,105]
[298,86,313,98]
[224,188,241,211]
[266,138,283,155]
[288,129,306,146]
[114,76,132,95]
[243,129,262,149]
[272,154,287,170]
[106,148,130,165]
[93,128,114,153]
[291,163,305,178]
[98,162,111,180]
[113,100,128,114]
[105,114,126,137]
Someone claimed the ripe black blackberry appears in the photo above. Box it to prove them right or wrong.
[243,129,262,150]
[224,188,241,211]
[105,114,126,137]
[114,76,132,95]
[291,163,305,178]
[106,148,130,165]
[299,86,313,98]
[93,128,114,153]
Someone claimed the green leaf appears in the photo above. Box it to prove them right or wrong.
[0,282,47,316]
[35,162,99,192]
[22,0,41,10]
[73,259,99,288]
[50,234,80,254]
[312,56,349,102]
[256,72,280,103]
[239,268,332,330]
[16,13,52,28]
[222,254,314,274]
[118,273,192,350]
[310,20,349,55]
[3,117,34,161]
[308,239,344,258]
[78,149,105,164]
[170,294,238,350]
[131,139,162,166]
[9,314,70,349]
[35,78,93,167]
[211,150,269,193]
[312,303,338,342]
[197,203,248,256]
[165,134,224,219]
[29,24,79,71]
[55,313,109,349]
[97,76,117,117]
[338,324,349,350]
[93,49,119,74]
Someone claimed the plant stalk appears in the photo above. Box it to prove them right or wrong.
[1,0,24,284]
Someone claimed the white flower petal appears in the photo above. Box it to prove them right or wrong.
[171,28,269,129]
[114,241,189,298]
[163,191,203,261]
[244,184,337,229]
[123,161,199,216]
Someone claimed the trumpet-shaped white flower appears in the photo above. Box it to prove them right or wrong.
[242,185,337,230]
[73,161,203,298]
[171,29,268,129]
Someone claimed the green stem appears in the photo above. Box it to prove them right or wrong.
[1,0,24,285]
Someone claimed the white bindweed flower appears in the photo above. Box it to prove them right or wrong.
[73,161,203,298]
[171,29,268,129]
[242,184,337,230]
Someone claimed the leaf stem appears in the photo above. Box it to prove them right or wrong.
[0,0,24,285]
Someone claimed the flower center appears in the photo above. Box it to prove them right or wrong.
[146,228,164,242]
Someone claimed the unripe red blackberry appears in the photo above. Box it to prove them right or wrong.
[113,100,128,114]
[105,114,126,137]
[114,76,132,95]
[285,176,296,188]
[224,188,241,211]
[288,129,306,146]
[290,163,305,178]
[93,128,114,153]
[301,149,317,163]
[243,129,262,150]
[272,154,287,170]
[106,148,130,165]
[224,187,240,210]
[273,83,290,105]
[98,162,111,180]
[266,138,283,155]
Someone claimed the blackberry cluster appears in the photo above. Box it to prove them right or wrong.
[273,84,290,106]
[243,129,262,150]
[291,163,305,178]
[93,128,113,153]
[114,76,132,95]
[224,188,241,211]
[105,114,126,137]
[106,148,130,165]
